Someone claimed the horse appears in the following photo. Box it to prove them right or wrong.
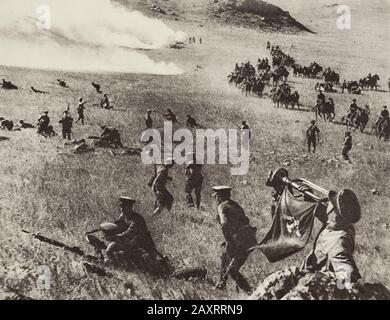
[368,74,380,90]
[286,91,300,109]
[240,80,252,97]
[315,100,335,122]
[354,109,369,133]
[373,118,390,141]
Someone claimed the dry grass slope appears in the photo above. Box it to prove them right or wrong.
[1,0,389,300]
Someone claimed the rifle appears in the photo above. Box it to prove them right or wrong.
[22,230,106,268]
[229,120,241,129]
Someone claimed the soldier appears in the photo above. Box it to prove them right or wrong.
[37,111,50,135]
[302,189,361,283]
[86,197,169,274]
[306,120,320,153]
[145,110,153,129]
[185,152,203,209]
[317,90,325,105]
[100,126,123,148]
[364,104,370,115]
[377,105,389,125]
[152,159,175,216]
[75,98,88,125]
[213,186,257,294]
[19,120,35,129]
[164,108,178,124]
[342,132,353,161]
[347,99,358,121]
[241,120,251,140]
[101,94,112,109]
[186,115,202,129]
[59,111,73,140]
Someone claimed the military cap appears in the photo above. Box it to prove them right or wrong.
[119,196,136,206]
[99,222,120,232]
[212,186,232,197]
[147,109,153,113]
[328,189,361,224]
[44,111,49,114]
[352,99,356,102]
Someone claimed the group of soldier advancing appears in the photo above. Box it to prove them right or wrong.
[32,89,364,294]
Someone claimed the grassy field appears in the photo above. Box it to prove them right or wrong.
[0,0,389,299]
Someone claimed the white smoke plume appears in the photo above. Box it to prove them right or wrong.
[0,0,186,74]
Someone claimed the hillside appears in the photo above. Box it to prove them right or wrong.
[126,0,312,32]
[1,0,390,300]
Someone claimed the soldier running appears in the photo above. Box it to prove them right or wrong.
[342,132,353,161]
[302,189,362,283]
[59,111,73,140]
[185,152,203,209]
[306,120,320,153]
[75,98,88,125]
[152,159,175,216]
[213,186,257,294]
[145,110,153,129]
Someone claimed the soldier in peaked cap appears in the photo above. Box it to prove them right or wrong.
[152,158,175,216]
[213,186,257,294]
[86,197,162,271]
[302,189,362,283]
[184,152,203,209]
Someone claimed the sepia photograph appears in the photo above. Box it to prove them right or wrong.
[0,0,389,306]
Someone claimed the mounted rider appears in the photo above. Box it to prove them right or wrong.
[347,99,359,122]
[376,106,389,127]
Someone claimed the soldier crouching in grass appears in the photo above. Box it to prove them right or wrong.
[213,186,257,294]
[86,196,170,275]
[302,189,362,284]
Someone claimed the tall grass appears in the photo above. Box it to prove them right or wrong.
[1,4,390,298]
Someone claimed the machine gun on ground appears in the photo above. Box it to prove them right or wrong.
[22,230,113,277]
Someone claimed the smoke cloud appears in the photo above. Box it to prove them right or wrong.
[0,0,186,74]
